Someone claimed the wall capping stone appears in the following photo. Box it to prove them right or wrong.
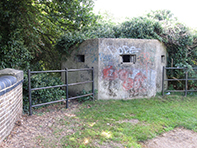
[0,68,23,82]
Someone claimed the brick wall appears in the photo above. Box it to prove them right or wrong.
[0,69,23,144]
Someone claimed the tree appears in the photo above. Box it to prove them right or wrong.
[0,0,95,70]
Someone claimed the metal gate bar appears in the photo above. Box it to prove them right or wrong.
[162,66,197,96]
[28,67,94,115]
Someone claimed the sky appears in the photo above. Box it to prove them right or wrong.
[93,0,197,28]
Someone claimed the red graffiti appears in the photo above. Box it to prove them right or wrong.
[139,52,150,65]
[134,72,147,82]
[118,69,129,81]
[122,72,147,91]
[103,68,133,81]
[102,66,118,80]
[103,66,147,93]
[139,52,152,74]
[133,72,147,93]
[122,78,133,91]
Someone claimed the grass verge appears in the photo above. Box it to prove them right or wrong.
[37,95,197,147]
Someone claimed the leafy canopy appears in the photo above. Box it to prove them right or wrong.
[0,0,95,70]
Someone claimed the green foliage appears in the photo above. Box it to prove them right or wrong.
[0,30,33,69]
[0,0,95,70]
[56,31,87,56]
[77,90,93,102]
[77,89,97,102]
[0,0,33,69]
[147,10,177,21]
[115,17,163,41]
[56,21,116,55]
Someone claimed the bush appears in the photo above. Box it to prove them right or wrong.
[116,17,163,41]
[76,89,98,102]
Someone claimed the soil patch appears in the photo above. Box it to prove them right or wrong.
[141,127,197,148]
[0,100,80,148]
[116,119,139,125]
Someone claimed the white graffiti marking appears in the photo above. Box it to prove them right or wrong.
[104,45,141,55]
[119,46,141,54]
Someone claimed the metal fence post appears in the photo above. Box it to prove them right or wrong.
[185,71,188,97]
[28,69,32,116]
[65,68,69,108]
[162,66,165,96]
[92,67,94,101]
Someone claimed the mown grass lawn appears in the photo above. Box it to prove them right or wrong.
[42,95,197,148]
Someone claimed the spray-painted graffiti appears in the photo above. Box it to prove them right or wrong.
[132,72,147,94]
[139,52,150,65]
[99,45,142,66]
[100,44,155,97]
[102,66,147,96]
[122,78,133,91]
[103,66,118,80]
[99,53,119,65]
[118,46,141,54]
[138,52,155,73]
[102,45,154,66]
[103,45,141,56]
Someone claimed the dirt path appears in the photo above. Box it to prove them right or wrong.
[141,128,197,148]
[0,101,80,148]
[1,101,197,148]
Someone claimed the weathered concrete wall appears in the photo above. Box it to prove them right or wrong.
[98,38,167,99]
[0,68,23,144]
[61,39,99,96]
[155,41,168,92]
[61,38,167,99]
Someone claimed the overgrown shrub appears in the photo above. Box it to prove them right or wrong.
[115,17,163,41]
[77,89,98,102]
[56,22,116,55]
